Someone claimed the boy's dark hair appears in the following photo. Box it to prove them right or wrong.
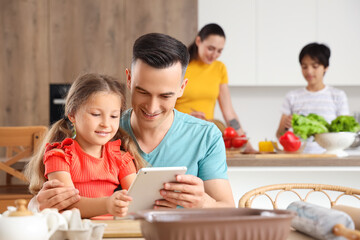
[132,33,190,77]
[189,23,226,61]
[299,43,331,68]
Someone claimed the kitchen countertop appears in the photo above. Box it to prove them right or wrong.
[226,151,360,167]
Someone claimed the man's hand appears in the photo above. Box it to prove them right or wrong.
[159,175,215,208]
[154,199,177,209]
[36,179,80,211]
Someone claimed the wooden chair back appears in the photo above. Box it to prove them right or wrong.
[0,126,48,183]
[239,183,360,209]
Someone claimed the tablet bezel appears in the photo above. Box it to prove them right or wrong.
[126,166,187,214]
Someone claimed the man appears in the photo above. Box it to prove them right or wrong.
[33,33,234,211]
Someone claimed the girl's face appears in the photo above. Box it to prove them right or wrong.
[301,55,328,87]
[69,92,121,156]
[196,34,225,64]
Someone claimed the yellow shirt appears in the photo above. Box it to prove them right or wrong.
[175,60,228,119]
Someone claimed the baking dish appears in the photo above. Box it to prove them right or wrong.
[133,207,295,240]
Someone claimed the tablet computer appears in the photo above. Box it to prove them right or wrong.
[126,166,187,214]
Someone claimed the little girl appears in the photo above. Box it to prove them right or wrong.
[25,73,146,218]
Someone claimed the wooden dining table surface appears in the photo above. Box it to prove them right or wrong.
[93,219,314,240]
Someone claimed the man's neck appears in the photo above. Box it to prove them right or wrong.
[130,110,174,154]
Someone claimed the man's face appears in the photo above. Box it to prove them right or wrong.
[127,60,187,129]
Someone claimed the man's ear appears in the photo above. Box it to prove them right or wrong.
[178,78,188,98]
[125,68,131,89]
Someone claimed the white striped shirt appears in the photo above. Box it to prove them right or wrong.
[281,85,349,153]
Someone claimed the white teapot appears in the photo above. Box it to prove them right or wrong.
[0,199,59,240]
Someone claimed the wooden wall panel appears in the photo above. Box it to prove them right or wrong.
[0,0,49,126]
[49,0,126,84]
[124,0,198,70]
[0,0,198,127]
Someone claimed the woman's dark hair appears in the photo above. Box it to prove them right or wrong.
[188,23,226,61]
[132,33,190,78]
[299,43,331,68]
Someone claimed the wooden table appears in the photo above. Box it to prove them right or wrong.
[93,219,314,240]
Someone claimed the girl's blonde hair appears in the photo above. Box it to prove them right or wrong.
[25,73,146,195]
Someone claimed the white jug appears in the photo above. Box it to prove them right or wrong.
[0,199,59,240]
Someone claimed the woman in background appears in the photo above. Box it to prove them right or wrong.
[276,42,349,153]
[175,23,255,152]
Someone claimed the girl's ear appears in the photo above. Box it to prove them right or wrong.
[125,68,131,89]
[67,114,75,124]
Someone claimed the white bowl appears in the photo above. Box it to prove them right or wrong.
[314,132,356,157]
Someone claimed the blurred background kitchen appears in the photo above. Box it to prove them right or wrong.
[1,0,360,194]
[1,0,359,148]
[201,0,360,146]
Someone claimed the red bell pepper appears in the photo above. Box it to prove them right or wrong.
[279,131,301,152]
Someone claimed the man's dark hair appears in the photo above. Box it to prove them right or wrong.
[299,42,331,68]
[132,33,190,77]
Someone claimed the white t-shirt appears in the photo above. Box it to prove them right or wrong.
[281,85,349,153]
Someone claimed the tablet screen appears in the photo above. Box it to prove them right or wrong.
[126,166,187,214]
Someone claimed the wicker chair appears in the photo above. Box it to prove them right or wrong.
[239,183,360,240]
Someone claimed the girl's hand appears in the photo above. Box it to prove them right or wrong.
[106,190,133,217]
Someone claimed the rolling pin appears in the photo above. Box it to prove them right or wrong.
[287,201,355,240]
[332,205,360,230]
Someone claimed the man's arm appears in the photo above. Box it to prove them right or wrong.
[159,175,235,208]
[30,179,81,212]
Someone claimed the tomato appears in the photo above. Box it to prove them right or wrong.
[223,137,232,149]
[223,127,238,138]
[231,136,247,148]
[279,131,301,152]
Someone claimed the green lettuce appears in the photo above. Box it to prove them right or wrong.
[292,114,328,140]
[329,116,360,132]
[306,113,330,129]
[292,113,360,139]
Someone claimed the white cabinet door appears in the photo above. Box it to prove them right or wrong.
[198,0,360,86]
[318,0,360,86]
[257,0,317,86]
[198,0,256,86]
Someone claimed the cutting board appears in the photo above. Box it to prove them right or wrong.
[92,219,142,238]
